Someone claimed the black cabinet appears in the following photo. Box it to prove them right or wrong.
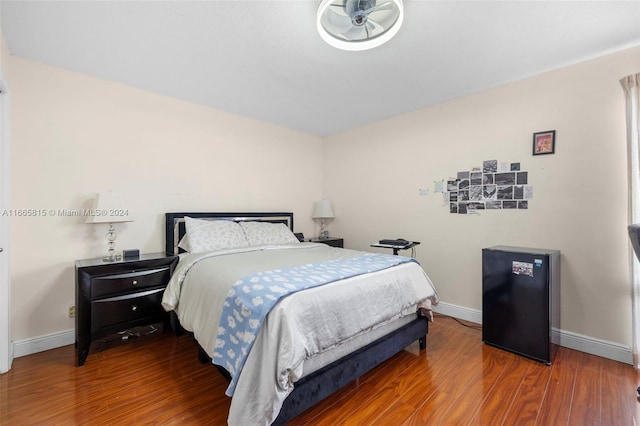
[482,246,560,365]
[75,253,178,366]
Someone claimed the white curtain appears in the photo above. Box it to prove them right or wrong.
[621,73,640,368]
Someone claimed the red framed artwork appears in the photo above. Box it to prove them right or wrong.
[532,130,555,155]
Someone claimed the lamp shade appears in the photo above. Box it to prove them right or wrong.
[85,192,133,224]
[313,200,335,219]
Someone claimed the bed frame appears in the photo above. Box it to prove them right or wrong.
[165,212,429,424]
[165,211,295,256]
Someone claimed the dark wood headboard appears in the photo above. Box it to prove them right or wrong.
[165,212,294,256]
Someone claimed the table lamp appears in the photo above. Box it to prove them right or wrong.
[85,192,133,261]
[312,199,334,239]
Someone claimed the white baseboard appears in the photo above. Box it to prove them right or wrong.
[12,329,74,358]
[551,328,633,365]
[10,305,635,366]
[432,301,633,365]
[432,301,483,324]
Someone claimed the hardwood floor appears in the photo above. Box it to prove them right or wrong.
[1,315,638,425]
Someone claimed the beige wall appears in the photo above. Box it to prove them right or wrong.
[6,44,640,354]
[8,56,323,341]
[325,46,640,348]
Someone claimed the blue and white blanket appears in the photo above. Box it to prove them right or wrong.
[213,252,417,395]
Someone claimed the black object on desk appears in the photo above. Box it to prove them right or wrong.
[370,240,420,255]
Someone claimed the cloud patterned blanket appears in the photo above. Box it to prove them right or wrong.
[213,253,417,395]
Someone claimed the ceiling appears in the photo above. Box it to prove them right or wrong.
[2,1,639,136]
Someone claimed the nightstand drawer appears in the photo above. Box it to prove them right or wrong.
[91,288,165,330]
[91,267,172,299]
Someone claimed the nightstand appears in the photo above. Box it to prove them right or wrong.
[75,252,178,366]
[309,237,344,248]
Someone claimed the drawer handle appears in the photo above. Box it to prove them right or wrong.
[132,280,138,286]
[131,305,138,312]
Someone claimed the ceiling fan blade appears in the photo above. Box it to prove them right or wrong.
[365,1,395,15]
[337,25,367,41]
[326,5,349,20]
[325,7,353,31]
[365,18,385,37]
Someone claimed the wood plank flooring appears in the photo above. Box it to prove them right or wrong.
[1,314,638,425]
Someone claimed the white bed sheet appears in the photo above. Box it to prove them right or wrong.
[162,243,439,426]
[300,313,417,377]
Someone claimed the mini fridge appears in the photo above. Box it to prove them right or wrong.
[482,246,560,365]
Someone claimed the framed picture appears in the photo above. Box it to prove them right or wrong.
[532,130,555,155]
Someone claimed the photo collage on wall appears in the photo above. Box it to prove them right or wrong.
[445,160,533,214]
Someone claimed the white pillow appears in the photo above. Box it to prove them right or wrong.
[239,221,299,246]
[177,235,191,252]
[183,217,249,253]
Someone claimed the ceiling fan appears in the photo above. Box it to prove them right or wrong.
[317,0,404,51]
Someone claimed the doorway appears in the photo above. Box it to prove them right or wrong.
[0,68,11,374]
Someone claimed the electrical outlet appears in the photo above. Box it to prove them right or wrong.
[68,305,75,318]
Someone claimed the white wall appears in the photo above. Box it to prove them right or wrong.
[8,56,323,341]
[324,46,640,351]
[7,44,640,361]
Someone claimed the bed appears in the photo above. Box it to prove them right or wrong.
[162,212,439,425]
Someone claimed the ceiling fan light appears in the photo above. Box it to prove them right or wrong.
[317,0,404,51]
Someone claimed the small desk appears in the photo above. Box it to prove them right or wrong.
[370,241,420,255]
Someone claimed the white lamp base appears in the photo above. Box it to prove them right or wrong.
[102,253,122,262]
